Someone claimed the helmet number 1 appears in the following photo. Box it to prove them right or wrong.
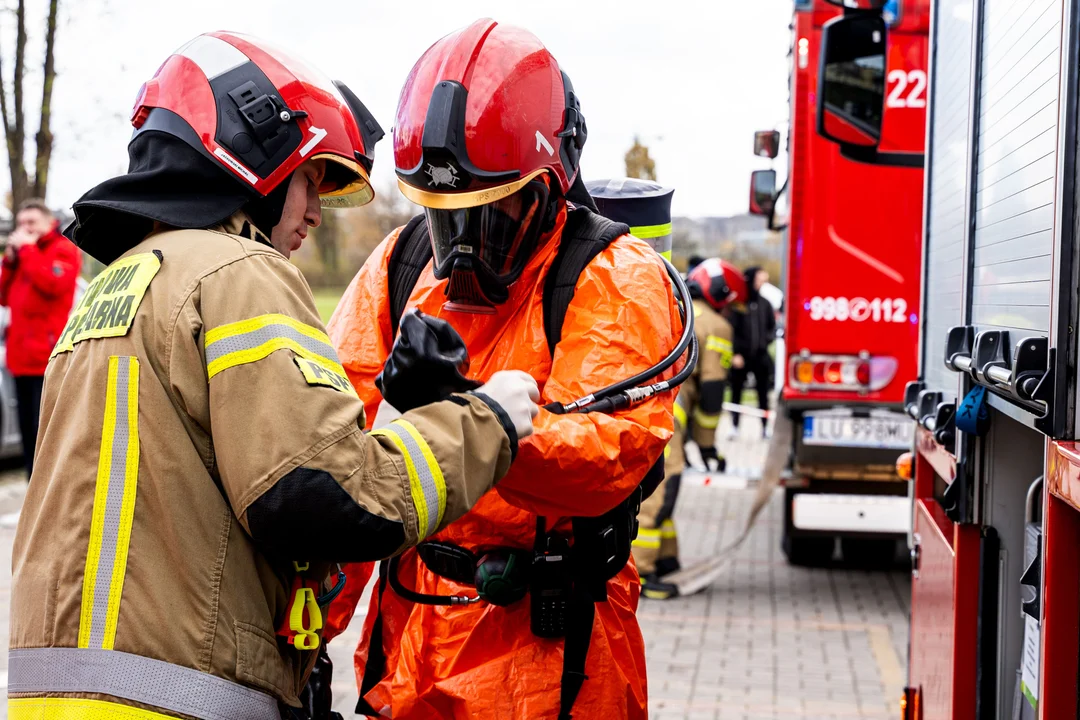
[535,130,555,157]
[299,126,328,158]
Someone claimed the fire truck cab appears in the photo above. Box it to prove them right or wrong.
[751,0,929,567]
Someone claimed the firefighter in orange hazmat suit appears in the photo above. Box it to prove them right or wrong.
[323,18,681,720]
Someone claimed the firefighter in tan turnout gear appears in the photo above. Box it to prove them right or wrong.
[634,258,742,599]
[7,33,538,720]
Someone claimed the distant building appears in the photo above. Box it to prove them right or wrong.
[671,213,783,275]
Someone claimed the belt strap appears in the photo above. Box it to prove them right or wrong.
[558,585,595,720]
[355,560,390,717]
[8,647,281,720]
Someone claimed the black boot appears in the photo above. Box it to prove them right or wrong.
[640,573,680,600]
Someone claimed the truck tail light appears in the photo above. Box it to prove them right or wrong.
[789,353,898,392]
[896,451,913,480]
[901,687,921,720]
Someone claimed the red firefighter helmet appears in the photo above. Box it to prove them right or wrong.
[392,19,590,307]
[689,258,747,311]
[130,31,384,208]
[394,18,587,208]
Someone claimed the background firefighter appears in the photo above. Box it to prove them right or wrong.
[728,265,776,437]
[634,257,742,599]
[322,19,680,720]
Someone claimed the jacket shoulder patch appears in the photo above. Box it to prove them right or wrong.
[51,252,162,358]
[293,357,358,397]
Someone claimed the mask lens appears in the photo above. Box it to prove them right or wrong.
[424,179,548,284]
[426,207,469,271]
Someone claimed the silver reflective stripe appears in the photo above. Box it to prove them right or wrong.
[204,323,341,367]
[88,359,131,649]
[8,648,281,720]
[394,425,441,537]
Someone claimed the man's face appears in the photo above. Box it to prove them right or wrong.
[15,208,53,240]
[269,158,325,259]
[754,270,769,291]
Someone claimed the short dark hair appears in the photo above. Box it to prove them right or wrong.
[16,198,52,217]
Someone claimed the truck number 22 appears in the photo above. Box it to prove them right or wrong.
[886,70,927,109]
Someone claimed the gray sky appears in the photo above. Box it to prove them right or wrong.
[12,0,793,218]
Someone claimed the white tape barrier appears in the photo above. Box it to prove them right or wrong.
[722,401,772,419]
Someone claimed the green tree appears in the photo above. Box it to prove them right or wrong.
[624,136,656,181]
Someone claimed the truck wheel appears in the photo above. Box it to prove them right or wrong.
[781,530,835,567]
[840,537,898,569]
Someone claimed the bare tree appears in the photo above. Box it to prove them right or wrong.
[624,136,657,181]
[1,0,60,208]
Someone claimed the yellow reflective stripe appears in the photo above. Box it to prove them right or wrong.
[204,313,346,380]
[79,356,140,651]
[660,519,677,539]
[370,419,445,538]
[205,312,327,345]
[632,528,662,549]
[706,335,734,368]
[664,445,671,459]
[395,420,447,529]
[629,222,672,239]
[673,401,688,430]
[693,407,720,429]
[659,250,672,260]
[706,335,733,353]
[9,697,178,720]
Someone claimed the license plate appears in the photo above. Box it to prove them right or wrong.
[802,412,913,449]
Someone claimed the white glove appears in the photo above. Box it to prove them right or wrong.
[372,400,402,430]
[475,370,540,440]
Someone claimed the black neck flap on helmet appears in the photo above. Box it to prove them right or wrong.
[66,120,273,265]
[557,71,597,211]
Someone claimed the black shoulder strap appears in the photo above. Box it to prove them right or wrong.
[386,213,433,337]
[542,208,629,355]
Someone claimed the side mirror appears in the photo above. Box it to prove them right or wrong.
[754,130,781,159]
[749,170,777,216]
[823,0,888,8]
[817,14,887,148]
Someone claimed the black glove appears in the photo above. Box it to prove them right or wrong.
[699,446,726,473]
[376,310,480,412]
[288,644,344,720]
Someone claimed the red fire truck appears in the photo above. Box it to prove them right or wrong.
[903,0,1080,716]
[750,0,930,566]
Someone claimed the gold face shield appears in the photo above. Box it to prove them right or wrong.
[315,153,375,208]
[396,168,549,210]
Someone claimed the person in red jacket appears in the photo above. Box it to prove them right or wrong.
[0,198,81,477]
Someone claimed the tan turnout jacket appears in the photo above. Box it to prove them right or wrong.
[670,297,733,472]
[8,215,512,720]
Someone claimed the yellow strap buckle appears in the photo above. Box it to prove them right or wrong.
[288,586,323,650]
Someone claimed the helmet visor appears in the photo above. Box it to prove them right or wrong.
[314,153,375,208]
[425,178,549,283]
